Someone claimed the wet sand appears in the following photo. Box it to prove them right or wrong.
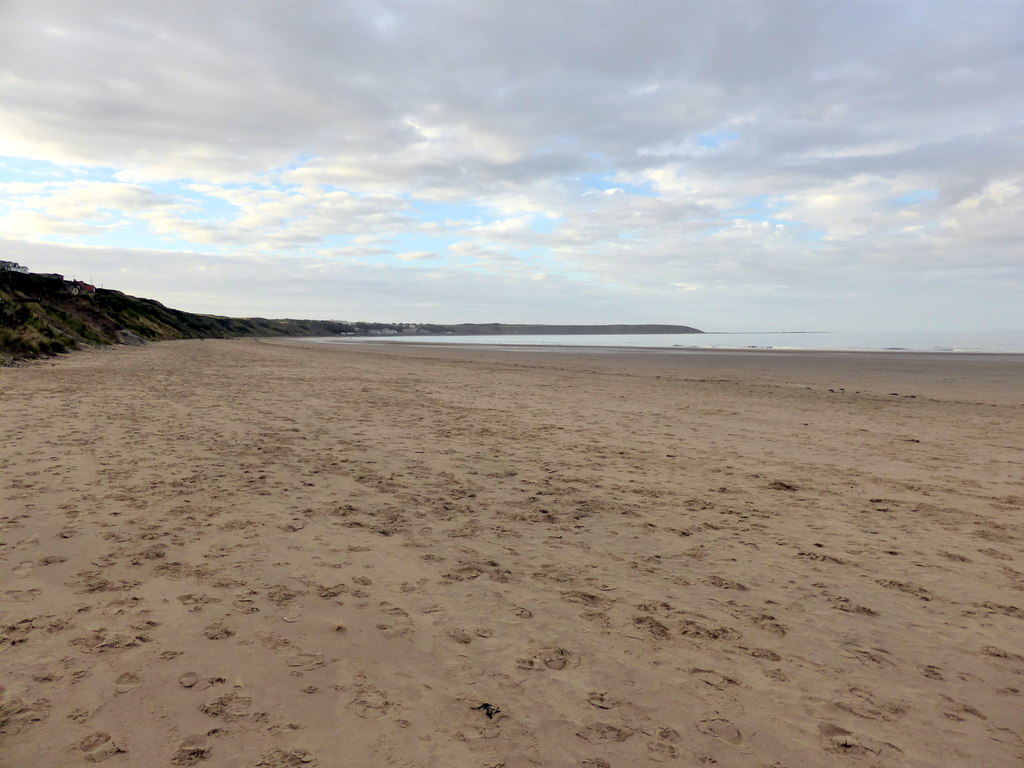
[2,338,1022,767]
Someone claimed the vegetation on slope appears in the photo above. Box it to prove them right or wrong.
[0,270,408,362]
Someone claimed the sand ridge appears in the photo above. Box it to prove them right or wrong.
[1,338,1022,766]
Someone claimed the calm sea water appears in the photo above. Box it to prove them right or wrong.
[309,329,1024,354]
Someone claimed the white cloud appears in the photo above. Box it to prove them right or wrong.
[0,210,105,236]
[0,180,180,237]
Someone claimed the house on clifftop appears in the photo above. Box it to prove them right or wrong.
[69,280,96,295]
[0,260,30,273]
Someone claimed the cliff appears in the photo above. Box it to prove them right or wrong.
[0,270,382,361]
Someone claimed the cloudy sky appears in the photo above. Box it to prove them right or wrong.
[1,1,1022,330]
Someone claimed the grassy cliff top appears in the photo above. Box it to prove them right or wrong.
[0,270,372,361]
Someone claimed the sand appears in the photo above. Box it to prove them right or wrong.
[1,338,1022,767]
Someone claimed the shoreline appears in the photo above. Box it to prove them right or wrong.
[291,334,1024,358]
[291,334,1024,356]
[3,338,1022,767]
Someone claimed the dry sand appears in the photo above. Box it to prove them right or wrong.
[1,338,1022,767]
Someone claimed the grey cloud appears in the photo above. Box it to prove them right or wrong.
[6,1,1017,176]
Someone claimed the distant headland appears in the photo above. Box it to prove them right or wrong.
[428,323,703,336]
[0,262,701,361]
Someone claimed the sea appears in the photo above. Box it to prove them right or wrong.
[307,329,1024,354]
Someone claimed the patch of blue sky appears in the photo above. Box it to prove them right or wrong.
[69,217,226,254]
[734,194,784,220]
[270,152,318,170]
[406,198,489,226]
[616,179,656,197]
[128,178,243,222]
[377,231,457,266]
[0,155,112,183]
[792,226,825,243]
[31,225,138,252]
[100,221,200,252]
[173,187,239,221]
[315,233,358,249]
[515,247,594,282]
[695,129,738,149]
[146,230,227,254]
[405,200,559,238]
[704,195,826,243]
[892,189,937,207]
[529,217,557,234]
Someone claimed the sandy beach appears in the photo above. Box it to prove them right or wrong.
[2,338,1022,767]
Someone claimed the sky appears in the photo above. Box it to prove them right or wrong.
[1,0,1022,331]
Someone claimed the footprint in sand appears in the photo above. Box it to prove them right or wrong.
[203,623,235,640]
[561,590,610,607]
[0,697,52,735]
[581,611,612,628]
[841,643,895,669]
[171,734,211,765]
[30,656,65,683]
[199,692,252,721]
[818,722,901,757]
[75,732,127,762]
[702,575,748,591]
[177,593,222,612]
[646,741,680,761]
[632,616,672,639]
[876,579,933,601]
[690,668,739,690]
[375,601,414,638]
[256,749,317,767]
[179,672,199,688]
[750,613,789,636]
[833,686,907,722]
[643,724,681,743]
[921,665,944,680]
[285,650,326,671]
[5,588,42,603]
[348,686,390,719]
[446,627,473,644]
[13,560,34,578]
[114,672,140,693]
[232,592,261,614]
[454,703,504,740]
[586,691,619,709]
[696,717,742,744]
[576,722,633,744]
[516,647,580,671]
[638,724,679,761]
